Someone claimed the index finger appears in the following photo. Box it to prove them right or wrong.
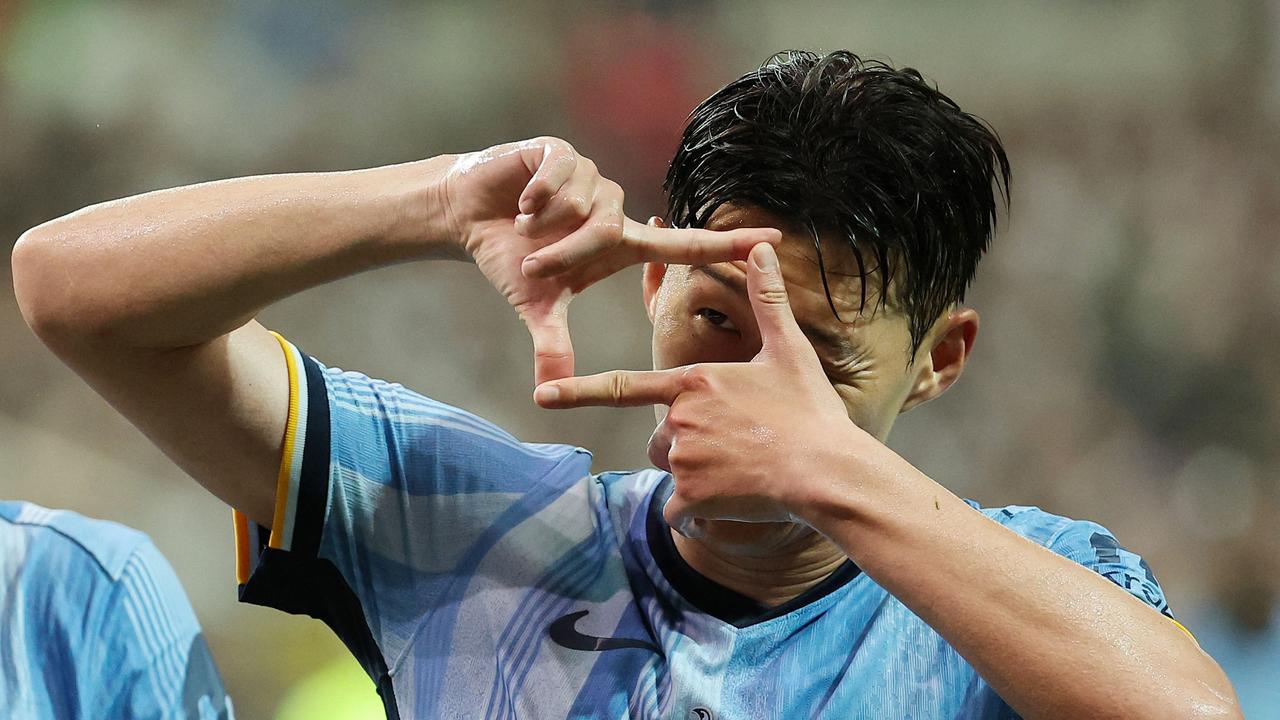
[534,368,686,409]
[623,218,782,266]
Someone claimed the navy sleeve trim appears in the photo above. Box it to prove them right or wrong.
[290,351,330,559]
[239,550,399,719]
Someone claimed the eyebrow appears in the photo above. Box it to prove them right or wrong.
[691,264,855,354]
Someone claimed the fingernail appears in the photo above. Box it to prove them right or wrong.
[535,384,560,404]
[522,255,541,276]
[753,243,778,271]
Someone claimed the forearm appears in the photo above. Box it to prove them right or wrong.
[802,447,1239,720]
[8,138,692,525]
[12,157,455,350]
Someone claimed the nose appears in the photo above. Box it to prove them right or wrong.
[646,423,673,472]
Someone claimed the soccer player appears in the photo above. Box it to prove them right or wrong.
[13,51,1239,718]
[0,501,233,719]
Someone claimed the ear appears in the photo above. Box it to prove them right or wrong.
[900,307,979,413]
[641,217,669,322]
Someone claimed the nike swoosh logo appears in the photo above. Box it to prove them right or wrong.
[547,610,660,653]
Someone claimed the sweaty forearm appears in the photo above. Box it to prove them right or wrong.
[13,157,455,350]
[802,451,1239,720]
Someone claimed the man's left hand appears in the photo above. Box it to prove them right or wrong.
[534,242,865,536]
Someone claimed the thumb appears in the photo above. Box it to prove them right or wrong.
[524,297,575,385]
[662,491,705,539]
[745,242,804,355]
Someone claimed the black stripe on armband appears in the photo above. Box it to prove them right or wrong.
[292,350,331,559]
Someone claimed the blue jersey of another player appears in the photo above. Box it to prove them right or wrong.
[234,336,1181,719]
[0,501,233,720]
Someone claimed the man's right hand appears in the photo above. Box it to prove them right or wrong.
[439,137,781,385]
[12,136,777,526]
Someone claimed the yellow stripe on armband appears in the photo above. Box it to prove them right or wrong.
[1169,617,1197,644]
[233,509,251,585]
[267,331,302,550]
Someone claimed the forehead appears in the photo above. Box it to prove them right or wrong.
[701,204,880,319]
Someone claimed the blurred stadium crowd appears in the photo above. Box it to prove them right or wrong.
[2,1,1277,717]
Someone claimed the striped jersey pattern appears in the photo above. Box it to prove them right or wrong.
[0,502,233,720]
[234,335,1180,719]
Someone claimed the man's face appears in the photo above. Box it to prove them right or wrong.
[644,204,952,442]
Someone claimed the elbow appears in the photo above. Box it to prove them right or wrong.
[13,226,63,337]
[1095,690,1241,720]
[1164,681,1243,720]
[1179,701,1242,720]
[1190,692,1243,720]
[1192,656,1244,720]
[12,223,96,350]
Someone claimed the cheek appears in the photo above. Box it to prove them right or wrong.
[654,270,692,328]
[651,271,770,371]
[832,384,869,425]
[832,379,904,441]
[651,284,693,371]
[651,274,751,368]
[653,286,687,343]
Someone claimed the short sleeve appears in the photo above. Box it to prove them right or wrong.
[1046,519,1176,620]
[232,335,593,702]
[99,541,233,719]
[982,504,1194,644]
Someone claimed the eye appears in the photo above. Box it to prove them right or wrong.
[694,307,738,332]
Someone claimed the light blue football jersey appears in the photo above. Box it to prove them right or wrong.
[0,502,233,720]
[234,336,1179,719]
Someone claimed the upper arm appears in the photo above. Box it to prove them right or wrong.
[56,321,288,525]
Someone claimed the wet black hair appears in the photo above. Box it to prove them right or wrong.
[664,50,1011,356]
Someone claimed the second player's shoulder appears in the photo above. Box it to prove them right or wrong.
[0,501,150,582]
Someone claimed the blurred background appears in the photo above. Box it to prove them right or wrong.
[2,1,1278,717]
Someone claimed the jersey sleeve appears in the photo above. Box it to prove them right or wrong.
[970,507,1193,718]
[232,334,593,697]
[1046,519,1179,621]
[981,504,1196,646]
[98,540,233,719]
